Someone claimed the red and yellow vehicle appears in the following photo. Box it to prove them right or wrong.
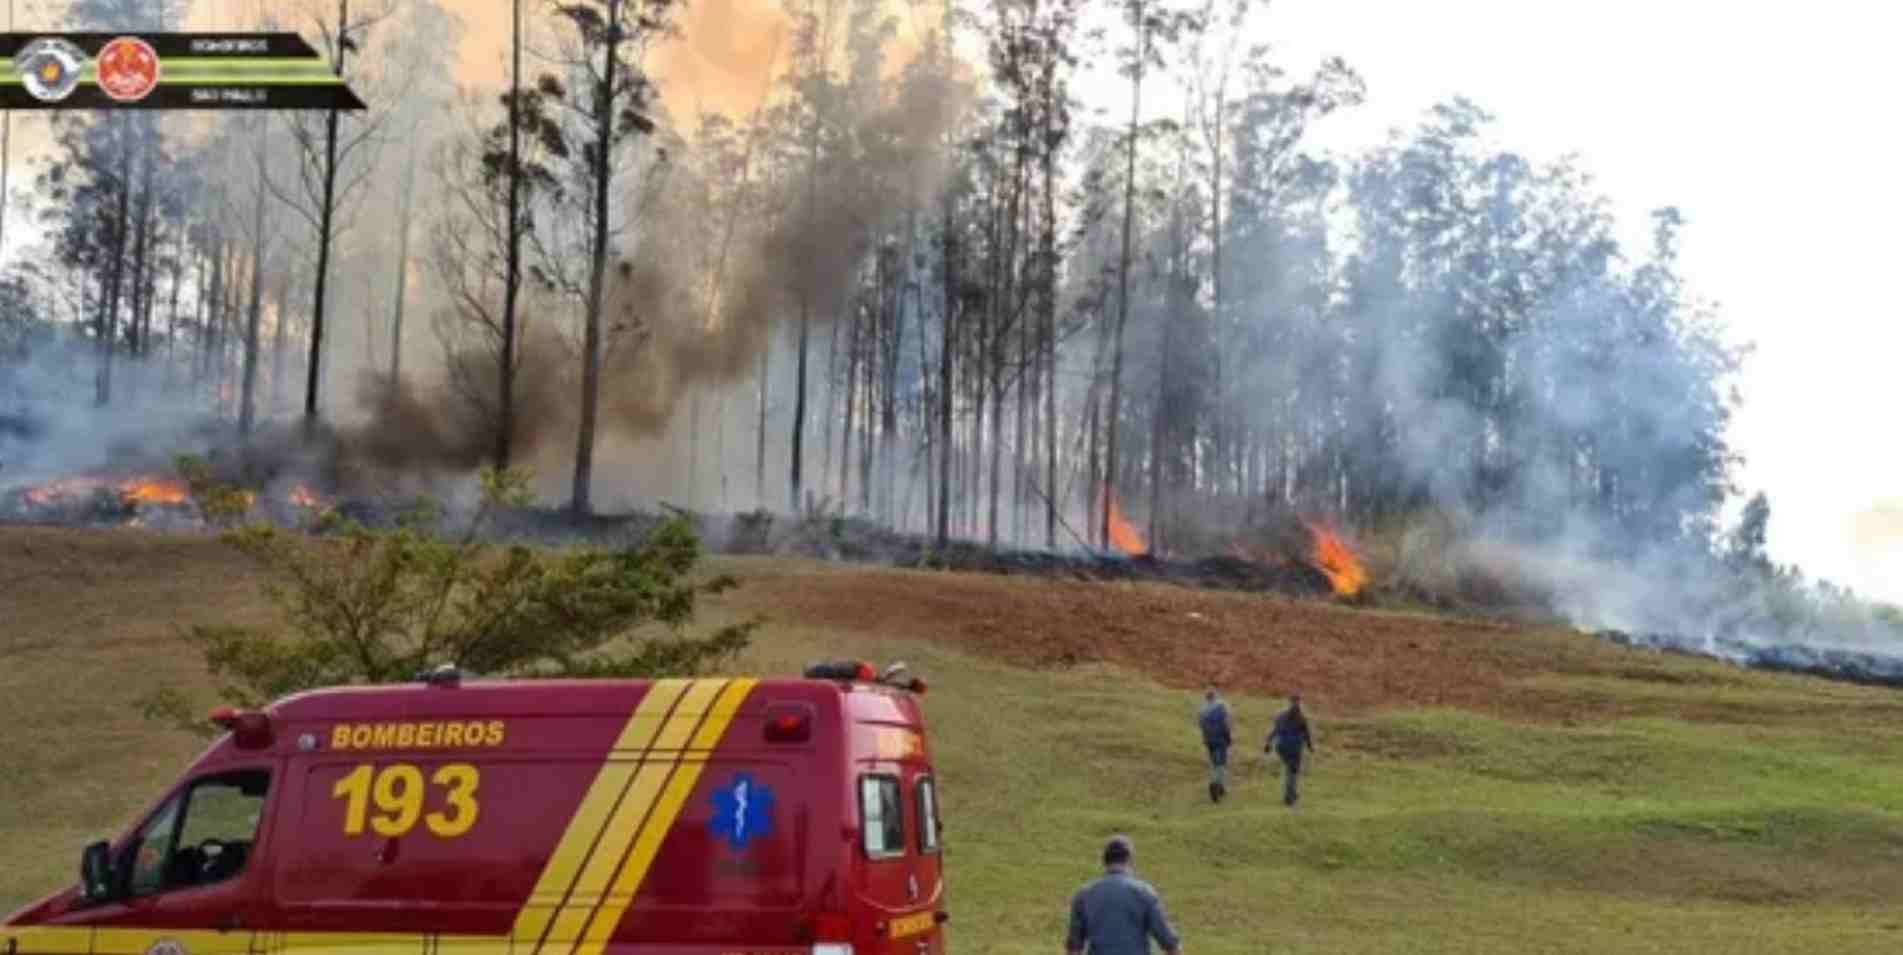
[3,662,947,955]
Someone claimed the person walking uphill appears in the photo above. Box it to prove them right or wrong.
[1197,688,1233,803]
[1267,693,1316,807]
[1066,836,1183,955]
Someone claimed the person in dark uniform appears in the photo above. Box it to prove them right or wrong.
[1065,835,1183,955]
[1196,688,1233,803]
[1266,693,1316,807]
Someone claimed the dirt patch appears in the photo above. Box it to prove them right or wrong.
[4,526,1889,727]
[716,559,1903,724]
[720,562,1681,721]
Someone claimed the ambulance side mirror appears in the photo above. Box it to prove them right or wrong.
[79,840,115,903]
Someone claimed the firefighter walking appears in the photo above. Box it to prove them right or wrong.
[1065,836,1183,955]
[1196,688,1232,803]
[1266,693,1316,807]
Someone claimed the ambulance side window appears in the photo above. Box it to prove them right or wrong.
[125,770,271,897]
[916,776,941,854]
[858,775,905,860]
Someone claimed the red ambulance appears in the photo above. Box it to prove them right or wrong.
[2,662,948,955]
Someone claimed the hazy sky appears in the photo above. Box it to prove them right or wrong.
[8,0,1897,601]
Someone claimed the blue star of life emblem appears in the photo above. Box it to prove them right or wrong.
[709,772,775,850]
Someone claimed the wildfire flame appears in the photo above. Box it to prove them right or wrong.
[20,478,96,506]
[1097,488,1148,556]
[288,485,328,510]
[1303,520,1367,598]
[17,475,188,508]
[120,477,189,506]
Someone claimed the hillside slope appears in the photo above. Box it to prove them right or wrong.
[4,526,1902,953]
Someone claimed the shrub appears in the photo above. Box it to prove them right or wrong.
[144,466,760,735]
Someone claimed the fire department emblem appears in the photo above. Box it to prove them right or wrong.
[145,938,187,955]
[708,773,774,850]
[95,36,161,102]
[15,38,85,102]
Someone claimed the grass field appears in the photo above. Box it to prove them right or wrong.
[4,527,1903,952]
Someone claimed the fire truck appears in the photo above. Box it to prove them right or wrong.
[2,662,947,955]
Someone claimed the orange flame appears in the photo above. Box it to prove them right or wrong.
[288,485,327,510]
[17,475,189,508]
[1097,487,1148,556]
[20,477,100,506]
[1303,520,1367,597]
[119,477,189,506]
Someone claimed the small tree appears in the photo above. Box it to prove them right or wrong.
[175,454,254,528]
[143,467,758,735]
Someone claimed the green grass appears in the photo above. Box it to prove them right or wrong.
[738,612,1903,952]
[4,535,1903,952]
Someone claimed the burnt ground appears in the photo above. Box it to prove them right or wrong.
[3,525,1895,732]
[710,556,1903,727]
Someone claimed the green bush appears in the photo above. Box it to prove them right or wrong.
[144,466,759,735]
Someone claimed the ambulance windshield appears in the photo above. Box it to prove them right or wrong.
[127,769,271,896]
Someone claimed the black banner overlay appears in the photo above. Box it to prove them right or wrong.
[0,85,364,110]
[0,32,321,58]
[0,32,364,111]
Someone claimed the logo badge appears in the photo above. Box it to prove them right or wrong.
[146,939,187,955]
[95,36,161,102]
[15,38,85,102]
[708,772,775,851]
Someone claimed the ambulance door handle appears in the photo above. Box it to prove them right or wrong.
[214,913,244,932]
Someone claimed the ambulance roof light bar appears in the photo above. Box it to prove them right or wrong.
[802,659,928,695]
[208,706,275,750]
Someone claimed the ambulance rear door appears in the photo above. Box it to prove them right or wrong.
[851,723,943,954]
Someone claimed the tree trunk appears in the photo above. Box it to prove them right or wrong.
[859,314,874,517]
[862,299,877,517]
[1209,102,1234,498]
[496,0,523,467]
[915,280,933,535]
[824,314,840,498]
[935,185,956,549]
[392,117,420,390]
[1042,137,1058,550]
[791,82,823,515]
[885,222,911,527]
[206,240,224,409]
[972,296,987,543]
[839,306,858,508]
[755,343,770,506]
[162,228,185,393]
[1013,271,1029,547]
[240,124,272,436]
[1103,0,1145,547]
[220,239,240,417]
[791,303,810,513]
[271,271,290,412]
[305,0,351,426]
[194,244,212,387]
[1086,383,1101,549]
[571,0,623,516]
[97,119,133,407]
[127,122,156,362]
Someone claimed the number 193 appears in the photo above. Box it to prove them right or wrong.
[332,763,480,838]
